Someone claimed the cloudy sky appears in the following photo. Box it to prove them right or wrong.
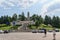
[0,0,60,17]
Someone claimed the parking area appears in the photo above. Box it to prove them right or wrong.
[0,32,60,40]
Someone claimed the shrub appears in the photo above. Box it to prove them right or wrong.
[11,26,19,30]
[0,24,7,27]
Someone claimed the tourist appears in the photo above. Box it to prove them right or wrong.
[53,28,56,40]
[44,28,47,37]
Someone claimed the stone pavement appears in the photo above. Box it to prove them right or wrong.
[0,32,60,40]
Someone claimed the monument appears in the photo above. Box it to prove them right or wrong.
[13,12,35,32]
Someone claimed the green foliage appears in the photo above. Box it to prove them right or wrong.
[37,24,53,30]
[12,25,21,29]
[0,16,11,25]
[0,26,12,30]
[21,12,25,21]
[30,14,38,21]
[0,24,20,30]
[28,25,32,29]
[12,13,17,21]
[18,12,26,21]
[38,16,44,24]
[44,15,52,25]
[30,26,36,29]
[52,16,60,28]
[0,24,7,27]
[0,12,60,28]
[35,20,40,29]
[30,24,53,30]
[11,26,19,30]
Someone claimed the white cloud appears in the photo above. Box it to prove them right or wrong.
[0,0,39,9]
[54,0,60,2]
[40,0,47,3]
[19,0,39,9]
[0,0,60,14]
[0,0,6,5]
[46,9,60,17]
[40,0,60,17]
[0,0,50,9]
[5,1,15,6]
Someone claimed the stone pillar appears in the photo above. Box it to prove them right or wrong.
[27,12,30,21]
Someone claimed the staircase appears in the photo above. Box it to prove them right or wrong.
[18,24,31,32]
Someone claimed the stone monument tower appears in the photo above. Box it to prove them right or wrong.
[27,12,30,21]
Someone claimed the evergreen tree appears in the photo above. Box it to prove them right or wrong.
[21,12,25,21]
[52,16,60,28]
[44,15,52,25]
[12,13,17,21]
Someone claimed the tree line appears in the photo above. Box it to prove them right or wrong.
[0,12,60,28]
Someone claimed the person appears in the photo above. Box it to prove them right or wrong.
[44,28,47,37]
[53,28,56,40]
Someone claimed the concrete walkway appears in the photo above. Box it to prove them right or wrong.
[0,32,60,40]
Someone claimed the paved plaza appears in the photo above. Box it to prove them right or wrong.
[0,32,60,40]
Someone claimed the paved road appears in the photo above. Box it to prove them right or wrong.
[0,32,60,40]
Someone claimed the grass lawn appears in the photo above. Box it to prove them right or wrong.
[0,24,60,31]
[31,24,54,30]
[0,26,12,30]
[0,25,20,30]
